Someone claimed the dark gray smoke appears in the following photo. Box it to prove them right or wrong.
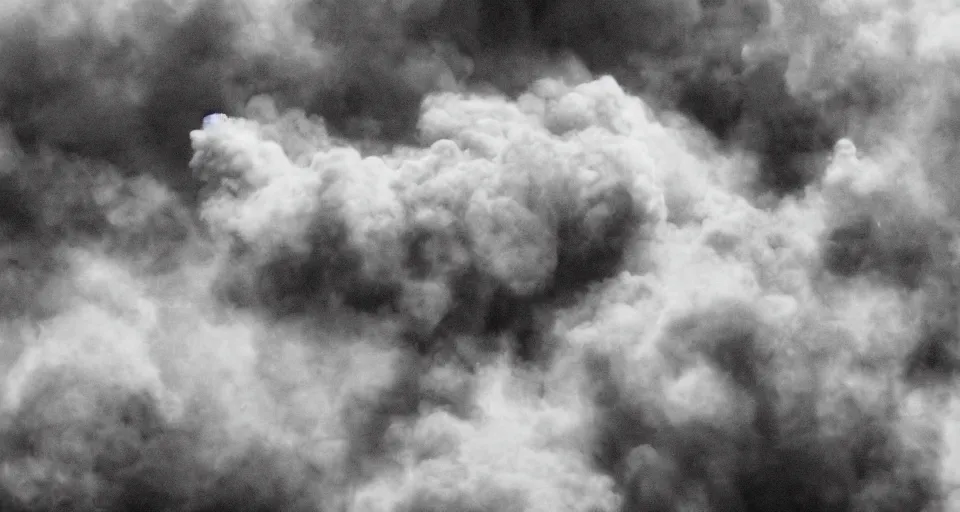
[588,303,942,512]
[0,367,328,512]
[1,0,858,218]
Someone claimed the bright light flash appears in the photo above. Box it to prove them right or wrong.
[203,113,228,128]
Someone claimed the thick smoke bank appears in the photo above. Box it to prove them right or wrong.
[393,0,842,195]
[192,80,651,364]
[0,368,323,512]
[0,0,853,209]
[589,304,942,512]
[3,0,960,511]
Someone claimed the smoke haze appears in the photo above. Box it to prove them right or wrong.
[1,0,960,510]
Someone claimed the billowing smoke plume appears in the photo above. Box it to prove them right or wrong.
[2,0,960,511]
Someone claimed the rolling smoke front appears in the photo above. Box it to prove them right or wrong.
[1,0,960,510]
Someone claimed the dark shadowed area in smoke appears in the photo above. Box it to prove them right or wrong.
[899,89,960,384]
[0,369,324,512]
[535,0,871,196]
[676,57,840,196]
[0,174,61,316]
[416,268,555,367]
[0,154,196,315]
[924,89,960,223]
[138,1,240,198]
[308,61,426,143]
[823,215,876,280]
[0,0,425,263]
[339,352,476,483]
[214,214,402,318]
[822,214,951,290]
[221,175,640,369]
[404,0,846,195]
[819,203,960,388]
[0,1,239,204]
[290,0,850,194]
[551,182,641,295]
[341,354,423,476]
[295,0,431,142]
[587,303,943,512]
[904,268,960,385]
[398,226,548,365]
[906,328,960,385]
[0,151,194,316]
[663,303,777,437]
[483,288,551,364]
[0,2,241,321]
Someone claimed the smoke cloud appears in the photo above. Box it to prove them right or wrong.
[2,0,960,510]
